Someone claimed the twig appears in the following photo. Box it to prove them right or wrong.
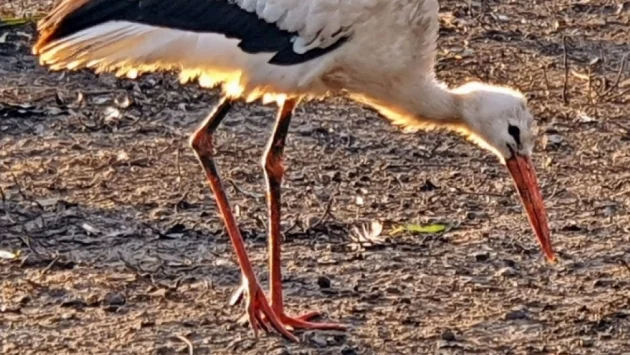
[598,53,628,99]
[605,86,630,103]
[10,172,45,226]
[608,120,630,133]
[175,145,182,190]
[457,190,505,198]
[587,66,593,103]
[18,234,40,256]
[619,259,630,274]
[0,185,6,210]
[174,334,194,355]
[310,194,336,230]
[226,179,263,200]
[11,172,28,202]
[562,36,570,105]
[542,64,551,92]
[39,254,60,278]
[612,187,630,198]
[174,190,190,214]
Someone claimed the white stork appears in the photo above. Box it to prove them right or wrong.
[33,0,556,342]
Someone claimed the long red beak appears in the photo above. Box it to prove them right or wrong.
[505,154,555,263]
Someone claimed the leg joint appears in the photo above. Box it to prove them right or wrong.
[190,129,214,157]
[190,97,232,156]
[263,150,285,182]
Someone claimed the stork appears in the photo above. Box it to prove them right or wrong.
[33,0,556,342]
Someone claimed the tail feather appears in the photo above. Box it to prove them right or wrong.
[34,0,132,54]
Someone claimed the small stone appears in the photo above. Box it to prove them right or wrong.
[437,340,461,349]
[592,279,614,288]
[504,309,529,320]
[495,267,518,277]
[60,312,75,320]
[542,134,563,150]
[580,338,595,348]
[269,348,290,355]
[466,211,489,220]
[385,286,402,295]
[60,298,87,308]
[341,346,358,355]
[85,294,100,306]
[397,297,412,305]
[420,179,438,191]
[0,304,21,313]
[473,251,490,262]
[317,276,331,289]
[312,334,328,347]
[441,329,456,341]
[104,292,126,305]
[103,292,126,311]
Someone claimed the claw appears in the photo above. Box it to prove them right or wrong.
[254,309,270,333]
[236,281,299,342]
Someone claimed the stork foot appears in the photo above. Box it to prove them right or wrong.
[237,308,347,332]
[234,279,299,342]
[274,311,348,331]
[232,283,346,332]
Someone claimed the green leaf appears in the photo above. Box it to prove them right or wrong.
[0,15,44,29]
[389,223,447,236]
[0,18,29,28]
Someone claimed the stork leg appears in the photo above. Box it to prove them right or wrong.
[264,99,346,330]
[234,98,346,331]
[190,97,298,342]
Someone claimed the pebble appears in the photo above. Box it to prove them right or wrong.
[103,292,126,311]
[495,267,518,277]
[592,279,614,288]
[341,346,358,355]
[542,134,563,150]
[317,276,331,289]
[441,329,456,341]
[473,251,490,262]
[269,348,291,355]
[504,308,529,320]
[385,286,402,295]
[580,338,595,348]
[60,297,87,308]
[312,334,328,347]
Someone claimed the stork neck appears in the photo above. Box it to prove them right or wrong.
[350,76,462,130]
[403,78,460,123]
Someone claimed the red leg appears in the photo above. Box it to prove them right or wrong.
[262,98,346,331]
[190,97,297,342]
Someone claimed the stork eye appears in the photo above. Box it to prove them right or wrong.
[508,124,521,146]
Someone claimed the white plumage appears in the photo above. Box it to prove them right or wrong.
[37,0,384,101]
[34,0,556,343]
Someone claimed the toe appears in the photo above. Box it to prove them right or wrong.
[295,311,321,322]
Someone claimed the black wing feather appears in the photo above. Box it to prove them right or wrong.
[34,0,349,65]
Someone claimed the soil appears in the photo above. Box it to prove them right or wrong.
[2,1,630,354]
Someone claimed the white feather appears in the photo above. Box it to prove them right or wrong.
[38,21,332,101]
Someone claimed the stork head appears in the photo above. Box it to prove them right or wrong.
[454,82,555,263]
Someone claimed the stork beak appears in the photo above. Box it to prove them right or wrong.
[505,154,555,263]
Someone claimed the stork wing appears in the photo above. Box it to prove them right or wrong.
[33,0,376,97]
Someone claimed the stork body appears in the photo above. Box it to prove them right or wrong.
[34,0,555,342]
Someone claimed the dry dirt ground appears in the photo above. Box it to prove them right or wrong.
[2,1,630,354]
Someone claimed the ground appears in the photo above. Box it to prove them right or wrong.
[1,1,630,354]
